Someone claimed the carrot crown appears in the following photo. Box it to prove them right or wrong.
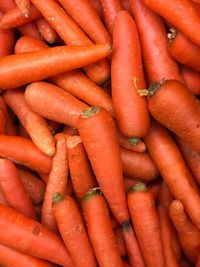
[52,193,64,205]
[148,78,166,96]
[81,106,100,118]
[128,182,148,193]
[82,187,103,202]
[129,137,140,146]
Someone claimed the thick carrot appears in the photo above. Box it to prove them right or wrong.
[122,222,146,267]
[114,227,127,257]
[18,169,46,205]
[0,243,55,267]
[130,0,182,83]
[170,200,200,263]
[120,147,159,181]
[0,159,36,219]
[36,18,58,44]
[0,135,52,173]
[0,44,111,89]
[15,35,47,53]
[143,121,200,229]
[142,0,200,47]
[67,135,97,200]
[112,11,150,137]
[42,136,68,232]
[128,183,165,267]
[57,0,111,44]
[0,5,41,29]
[82,188,123,267]
[0,0,15,13]
[168,29,200,72]
[18,21,42,40]
[158,204,180,267]
[99,0,123,35]
[25,81,88,128]
[88,0,103,18]
[53,194,98,267]
[78,107,129,224]
[147,79,200,153]
[181,65,200,95]
[176,137,200,185]
[0,204,73,266]
[15,0,31,17]
[4,89,56,156]
[30,0,110,85]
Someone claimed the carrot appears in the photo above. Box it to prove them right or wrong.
[0,5,41,29]
[158,204,180,267]
[114,227,127,257]
[53,193,98,267]
[122,0,131,13]
[142,0,200,47]
[181,65,200,95]
[123,176,145,192]
[130,0,182,83]
[0,0,15,13]
[30,0,110,85]
[0,108,6,135]
[168,28,200,72]
[4,89,56,156]
[0,204,73,266]
[18,169,46,205]
[88,0,103,18]
[0,159,36,219]
[67,135,97,200]
[82,188,123,267]
[120,147,159,181]
[176,137,200,185]
[15,35,47,53]
[147,79,200,153]
[36,18,58,44]
[128,183,165,267]
[122,222,146,267]
[78,107,129,224]
[112,11,150,137]
[18,21,42,40]
[18,123,29,138]
[170,200,200,263]
[15,0,31,17]
[57,0,111,44]
[143,121,200,229]
[99,0,123,35]
[0,135,52,173]
[0,44,111,89]
[42,136,68,232]
[0,243,56,267]
[158,181,174,210]
[25,81,88,128]
[123,262,131,267]
[39,173,49,184]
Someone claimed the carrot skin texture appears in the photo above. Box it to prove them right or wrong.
[18,21,42,40]
[142,0,200,47]
[148,79,200,153]
[143,121,200,229]
[0,204,73,266]
[111,11,150,137]
[0,44,111,90]
[130,0,182,83]
[25,81,88,128]
[4,89,56,156]
[36,18,58,44]
[0,243,56,267]
[0,0,15,13]
[181,65,200,95]
[53,195,98,267]
[0,135,52,173]
[128,185,165,267]
[15,35,48,53]
[78,107,129,224]
[15,0,31,17]
[82,190,123,267]
[67,136,97,200]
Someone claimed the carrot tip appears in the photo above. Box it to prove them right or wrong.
[129,137,140,146]
[138,89,149,97]
[52,193,64,204]
[82,187,102,202]
[81,106,100,119]
[128,182,148,193]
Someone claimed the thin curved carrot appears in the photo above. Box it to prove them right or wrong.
[36,18,58,44]
[15,0,31,17]
[181,65,200,95]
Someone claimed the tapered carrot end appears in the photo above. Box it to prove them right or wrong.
[82,187,102,202]
[128,182,148,193]
[52,193,64,205]
[81,106,100,119]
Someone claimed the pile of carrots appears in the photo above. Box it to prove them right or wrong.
[0,0,200,266]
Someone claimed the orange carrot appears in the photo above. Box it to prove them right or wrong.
[0,189,8,206]
[36,18,58,44]
[112,10,150,137]
[114,227,127,257]
[128,183,165,267]
[0,0,15,13]
[0,135,52,173]
[14,0,31,17]
[0,107,6,135]
[4,88,56,156]
[181,65,200,95]
[0,44,111,89]
[0,204,73,266]
[31,0,110,85]
[122,0,131,13]
[18,169,46,205]
[25,81,88,128]
[123,176,145,193]
[88,0,103,18]
[53,194,98,267]
[82,188,123,267]
[78,107,129,224]
[15,35,47,53]
[67,135,97,200]
[120,147,159,181]
[18,21,42,40]
[170,200,200,263]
